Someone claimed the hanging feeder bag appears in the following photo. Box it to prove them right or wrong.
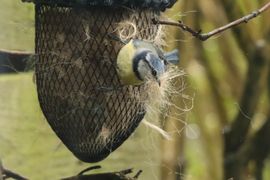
[29,0,177,162]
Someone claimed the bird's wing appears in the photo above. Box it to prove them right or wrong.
[164,49,180,65]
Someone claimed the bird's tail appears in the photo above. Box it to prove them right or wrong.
[164,49,180,65]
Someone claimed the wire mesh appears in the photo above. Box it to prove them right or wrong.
[35,4,159,162]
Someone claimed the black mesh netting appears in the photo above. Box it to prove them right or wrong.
[32,0,177,11]
[35,3,160,162]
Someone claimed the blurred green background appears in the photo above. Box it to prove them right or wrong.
[0,0,270,180]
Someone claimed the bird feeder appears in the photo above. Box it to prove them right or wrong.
[26,0,177,163]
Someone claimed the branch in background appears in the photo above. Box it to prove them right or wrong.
[224,39,269,154]
[268,58,270,99]
[77,165,102,176]
[0,49,33,73]
[251,65,270,179]
[193,16,229,127]
[0,160,3,180]
[3,169,28,180]
[224,35,269,178]
[21,0,35,2]
[249,117,270,179]
[62,167,142,180]
[153,2,270,41]
[0,161,142,180]
[225,112,270,180]
[225,65,270,180]
[249,65,270,165]
[0,160,28,180]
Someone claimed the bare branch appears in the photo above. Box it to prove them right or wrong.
[153,2,270,41]
[0,159,28,180]
[62,168,142,180]
[77,165,101,176]
[2,169,28,180]
[0,160,3,180]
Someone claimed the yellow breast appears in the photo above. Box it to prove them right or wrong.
[116,40,143,85]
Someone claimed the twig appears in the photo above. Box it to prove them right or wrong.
[62,168,142,180]
[0,160,3,180]
[153,2,270,41]
[0,49,33,55]
[21,0,35,2]
[77,165,101,175]
[0,159,28,180]
[3,169,28,180]
[133,170,143,179]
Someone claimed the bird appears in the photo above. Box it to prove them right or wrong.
[116,39,179,86]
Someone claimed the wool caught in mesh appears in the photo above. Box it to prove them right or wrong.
[34,3,161,162]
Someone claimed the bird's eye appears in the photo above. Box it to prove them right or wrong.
[152,69,157,76]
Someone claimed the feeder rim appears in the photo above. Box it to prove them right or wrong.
[22,0,177,11]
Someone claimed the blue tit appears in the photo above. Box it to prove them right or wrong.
[116,39,179,86]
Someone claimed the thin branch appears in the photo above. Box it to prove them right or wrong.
[21,0,35,2]
[3,169,28,180]
[0,49,33,55]
[153,2,270,41]
[133,170,143,179]
[62,168,142,180]
[77,165,101,176]
[0,160,3,180]
[0,159,28,180]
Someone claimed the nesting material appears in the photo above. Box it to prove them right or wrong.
[116,15,167,47]
[139,66,186,139]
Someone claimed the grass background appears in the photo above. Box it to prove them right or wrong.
[0,0,34,51]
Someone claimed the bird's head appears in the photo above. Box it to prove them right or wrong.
[133,49,166,86]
